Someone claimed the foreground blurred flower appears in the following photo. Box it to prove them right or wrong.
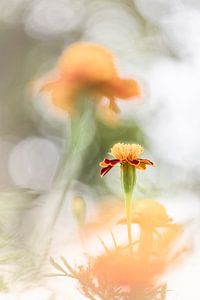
[100,143,154,254]
[39,43,140,117]
[90,223,184,297]
[50,200,189,300]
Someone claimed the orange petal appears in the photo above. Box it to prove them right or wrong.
[136,162,147,170]
[99,161,108,167]
[102,78,141,99]
[40,78,75,112]
[135,158,154,170]
[138,158,154,166]
[58,43,118,83]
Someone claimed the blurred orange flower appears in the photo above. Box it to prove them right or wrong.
[39,43,140,116]
[92,247,163,288]
[100,143,154,177]
[50,200,190,300]
[86,200,187,290]
[91,223,185,290]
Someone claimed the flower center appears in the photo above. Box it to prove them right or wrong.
[110,143,144,161]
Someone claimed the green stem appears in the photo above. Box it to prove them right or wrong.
[121,163,136,255]
[52,100,95,227]
[32,100,95,271]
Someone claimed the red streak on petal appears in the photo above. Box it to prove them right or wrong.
[109,159,120,166]
[100,158,120,167]
[100,165,113,177]
[128,159,140,166]
[104,158,120,165]
[104,158,112,164]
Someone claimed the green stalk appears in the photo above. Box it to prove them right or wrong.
[32,99,96,271]
[49,100,94,235]
[121,163,136,255]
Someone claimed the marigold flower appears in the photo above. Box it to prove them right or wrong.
[92,248,163,288]
[50,200,190,300]
[39,43,140,116]
[91,223,186,290]
[100,143,154,177]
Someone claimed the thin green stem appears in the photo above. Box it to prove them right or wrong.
[121,163,136,255]
[51,100,95,225]
[32,100,95,271]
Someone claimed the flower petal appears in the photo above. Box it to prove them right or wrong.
[138,159,154,166]
[108,159,120,166]
[136,162,147,170]
[99,162,108,167]
[99,158,120,167]
[135,159,154,170]
[58,43,118,82]
[100,165,113,177]
[127,159,140,166]
[40,77,75,112]
[102,78,141,99]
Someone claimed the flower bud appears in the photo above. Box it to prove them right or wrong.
[71,196,86,228]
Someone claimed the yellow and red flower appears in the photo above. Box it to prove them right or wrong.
[39,43,141,117]
[100,143,154,177]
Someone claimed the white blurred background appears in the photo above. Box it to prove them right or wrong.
[0,0,200,299]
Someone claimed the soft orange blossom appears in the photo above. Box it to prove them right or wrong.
[39,43,141,116]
